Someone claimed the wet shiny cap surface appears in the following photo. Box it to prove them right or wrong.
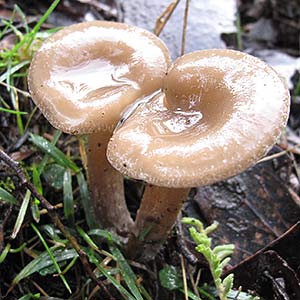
[107,49,290,188]
[28,21,171,134]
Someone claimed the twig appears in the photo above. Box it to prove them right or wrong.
[189,267,201,299]
[0,81,31,98]
[154,0,180,36]
[257,144,300,164]
[31,280,49,297]
[288,186,300,206]
[0,149,115,300]
[181,0,190,55]
[39,202,63,215]
[180,254,189,300]
[195,268,201,288]
[257,149,289,163]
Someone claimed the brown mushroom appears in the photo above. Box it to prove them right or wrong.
[107,49,290,259]
[28,21,171,236]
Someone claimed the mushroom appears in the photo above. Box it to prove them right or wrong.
[28,21,171,236]
[107,49,290,260]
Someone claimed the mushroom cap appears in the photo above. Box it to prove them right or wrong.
[107,49,290,188]
[28,21,171,134]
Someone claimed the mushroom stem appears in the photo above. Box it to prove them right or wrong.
[126,185,189,260]
[87,132,134,238]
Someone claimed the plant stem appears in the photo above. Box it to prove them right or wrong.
[87,132,134,238]
[181,0,190,56]
[126,185,189,260]
[154,0,180,36]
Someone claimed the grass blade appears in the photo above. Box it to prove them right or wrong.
[109,245,143,300]
[37,130,62,175]
[139,285,154,300]
[0,187,17,204]
[18,293,40,300]
[2,19,23,40]
[63,168,75,226]
[11,189,31,239]
[0,60,30,82]
[29,133,80,173]
[89,252,136,300]
[42,224,67,244]
[60,256,78,275]
[30,200,40,223]
[9,86,24,135]
[7,0,61,57]
[42,163,65,190]
[32,165,43,195]
[77,226,99,250]
[25,0,61,49]
[0,243,11,263]
[9,243,27,253]
[31,165,41,222]
[31,223,72,294]
[0,9,16,40]
[76,171,95,229]
[88,229,121,245]
[0,107,27,115]
[14,4,29,34]
[12,247,78,285]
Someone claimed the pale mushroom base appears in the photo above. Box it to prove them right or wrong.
[126,186,189,260]
[87,132,134,237]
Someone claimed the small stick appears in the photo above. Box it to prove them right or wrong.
[180,254,189,300]
[0,149,115,300]
[0,81,31,97]
[39,203,63,215]
[257,150,289,163]
[31,280,49,297]
[181,0,190,55]
[189,267,201,299]
[154,0,180,36]
[195,268,201,288]
[257,143,300,164]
